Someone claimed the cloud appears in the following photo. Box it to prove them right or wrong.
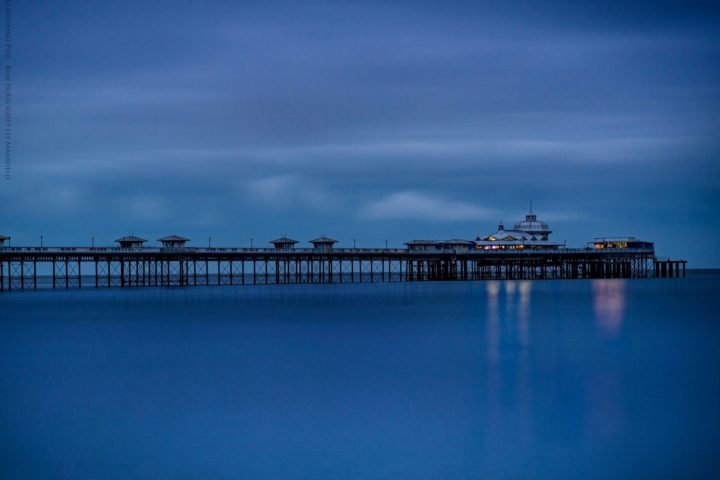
[359,192,496,222]
[246,175,296,203]
[538,211,585,222]
[116,194,171,221]
[245,175,340,211]
[4,1,719,264]
[247,135,696,166]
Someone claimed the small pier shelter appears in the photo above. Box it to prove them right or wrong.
[270,237,298,250]
[310,236,337,251]
[158,235,190,249]
[115,235,147,249]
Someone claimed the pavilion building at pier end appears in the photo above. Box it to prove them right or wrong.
[406,207,563,252]
[475,208,563,250]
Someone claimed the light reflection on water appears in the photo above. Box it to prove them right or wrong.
[485,281,501,363]
[0,274,719,479]
[486,280,533,360]
[592,279,626,337]
[518,280,532,346]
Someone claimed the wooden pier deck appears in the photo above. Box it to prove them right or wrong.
[0,244,681,291]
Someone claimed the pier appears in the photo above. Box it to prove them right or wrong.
[0,243,673,291]
[0,208,687,292]
[653,258,687,278]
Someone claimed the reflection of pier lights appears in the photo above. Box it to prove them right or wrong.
[592,279,626,337]
[518,281,532,346]
[485,280,534,361]
[483,279,534,449]
[486,282,501,364]
[588,281,627,437]
[505,281,517,337]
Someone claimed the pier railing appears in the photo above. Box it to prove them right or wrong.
[0,243,667,292]
[0,246,654,255]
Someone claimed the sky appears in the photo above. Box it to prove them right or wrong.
[2,0,719,265]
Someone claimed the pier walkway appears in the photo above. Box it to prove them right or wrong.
[0,245,676,291]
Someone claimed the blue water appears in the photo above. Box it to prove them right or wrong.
[1,273,719,479]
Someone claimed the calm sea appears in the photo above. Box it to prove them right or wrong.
[1,272,719,479]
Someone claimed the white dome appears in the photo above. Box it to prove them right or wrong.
[514,212,552,238]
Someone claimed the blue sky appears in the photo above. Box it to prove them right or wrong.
[2,1,719,265]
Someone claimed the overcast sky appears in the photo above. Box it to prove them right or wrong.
[2,1,719,265]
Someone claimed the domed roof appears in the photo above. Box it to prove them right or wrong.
[514,210,551,235]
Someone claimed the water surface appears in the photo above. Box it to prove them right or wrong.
[1,273,719,479]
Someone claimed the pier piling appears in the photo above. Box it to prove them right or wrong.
[0,244,683,291]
